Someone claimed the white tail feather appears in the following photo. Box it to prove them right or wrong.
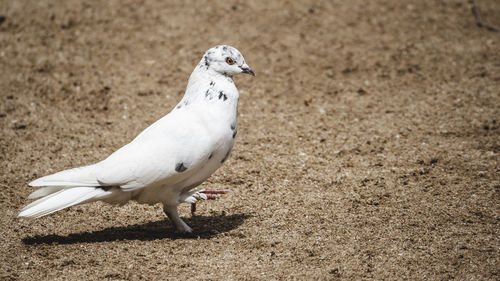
[28,186,66,199]
[18,187,110,218]
[29,165,100,187]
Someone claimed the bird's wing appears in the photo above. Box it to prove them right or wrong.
[95,110,215,190]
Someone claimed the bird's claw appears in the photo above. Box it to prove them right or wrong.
[190,189,229,215]
[201,189,230,199]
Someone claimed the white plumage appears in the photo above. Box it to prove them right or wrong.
[19,45,254,233]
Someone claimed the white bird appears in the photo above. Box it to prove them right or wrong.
[18,45,255,234]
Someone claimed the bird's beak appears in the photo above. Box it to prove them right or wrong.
[240,64,255,76]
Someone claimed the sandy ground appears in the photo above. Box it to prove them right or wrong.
[0,0,499,280]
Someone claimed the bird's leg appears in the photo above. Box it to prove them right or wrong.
[180,189,230,215]
[163,204,193,234]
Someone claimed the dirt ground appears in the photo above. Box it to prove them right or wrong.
[0,0,498,280]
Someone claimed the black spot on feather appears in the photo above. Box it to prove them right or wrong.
[178,100,188,109]
[230,123,237,138]
[204,56,209,68]
[205,89,213,100]
[218,91,227,101]
[175,162,188,172]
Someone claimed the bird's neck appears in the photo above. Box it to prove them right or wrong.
[175,67,239,124]
[183,66,238,101]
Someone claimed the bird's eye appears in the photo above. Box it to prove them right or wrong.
[226,57,234,65]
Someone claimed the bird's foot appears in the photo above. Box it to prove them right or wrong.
[177,228,219,239]
[183,189,229,215]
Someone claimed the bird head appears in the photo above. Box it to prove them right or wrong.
[201,45,255,77]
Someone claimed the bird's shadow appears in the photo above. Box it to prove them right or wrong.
[22,213,251,245]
